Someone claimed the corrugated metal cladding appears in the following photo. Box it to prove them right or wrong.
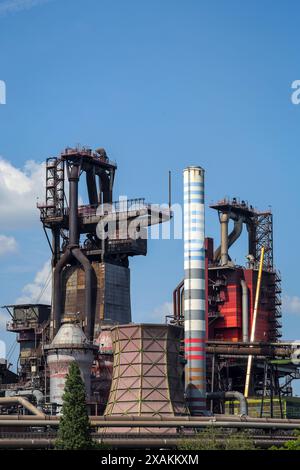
[103,324,187,433]
[62,262,131,336]
[103,263,131,324]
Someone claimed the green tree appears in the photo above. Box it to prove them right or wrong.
[177,427,256,451]
[55,362,93,450]
[272,430,300,450]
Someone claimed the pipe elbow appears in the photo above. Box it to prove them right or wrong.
[207,391,248,416]
[224,391,248,416]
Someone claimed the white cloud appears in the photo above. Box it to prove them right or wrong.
[0,157,45,229]
[0,0,50,16]
[16,260,52,304]
[0,309,9,329]
[0,234,17,256]
[282,295,300,315]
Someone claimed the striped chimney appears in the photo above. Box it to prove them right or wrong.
[183,166,206,415]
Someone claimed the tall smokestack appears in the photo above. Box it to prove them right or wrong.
[183,166,206,415]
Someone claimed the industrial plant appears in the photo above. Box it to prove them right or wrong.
[0,146,300,448]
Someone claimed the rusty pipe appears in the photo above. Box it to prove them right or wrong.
[214,215,244,264]
[72,247,94,341]
[68,164,80,246]
[1,419,300,430]
[207,391,248,416]
[220,213,229,265]
[0,397,45,417]
[86,170,98,205]
[53,249,72,335]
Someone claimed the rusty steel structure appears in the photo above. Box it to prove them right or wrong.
[37,146,171,342]
[0,145,173,419]
[3,304,51,390]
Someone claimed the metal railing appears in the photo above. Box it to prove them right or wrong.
[38,198,147,221]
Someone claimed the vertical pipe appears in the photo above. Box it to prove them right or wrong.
[173,289,177,320]
[86,170,98,205]
[183,166,206,415]
[210,353,215,413]
[168,170,172,209]
[68,165,80,246]
[247,222,257,260]
[220,213,229,266]
[180,287,184,320]
[241,280,249,342]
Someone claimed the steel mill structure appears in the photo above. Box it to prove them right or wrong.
[1,146,300,449]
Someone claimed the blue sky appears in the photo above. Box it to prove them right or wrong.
[0,0,300,368]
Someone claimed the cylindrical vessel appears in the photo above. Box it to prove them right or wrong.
[183,166,206,415]
[46,321,95,408]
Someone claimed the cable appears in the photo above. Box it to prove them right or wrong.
[35,267,52,304]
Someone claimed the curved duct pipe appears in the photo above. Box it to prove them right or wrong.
[53,249,72,335]
[173,280,184,321]
[241,280,249,342]
[207,391,248,416]
[52,162,94,341]
[214,216,244,264]
[0,397,45,417]
[5,390,44,410]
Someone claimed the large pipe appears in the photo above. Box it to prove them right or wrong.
[241,280,249,342]
[220,213,229,265]
[0,436,294,449]
[183,166,206,415]
[206,345,289,356]
[86,170,98,205]
[0,397,45,417]
[1,418,300,430]
[247,221,257,260]
[0,439,54,449]
[5,390,44,411]
[214,216,244,264]
[52,162,94,340]
[72,248,94,341]
[53,249,72,335]
[207,391,248,416]
[68,164,80,246]
[173,280,184,321]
